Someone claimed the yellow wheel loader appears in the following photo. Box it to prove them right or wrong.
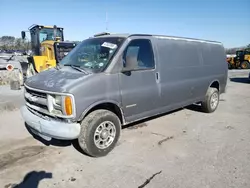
[227,48,250,69]
[21,24,77,79]
[237,48,250,69]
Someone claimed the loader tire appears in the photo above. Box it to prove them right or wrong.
[240,61,250,69]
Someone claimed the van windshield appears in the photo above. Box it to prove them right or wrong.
[59,37,125,73]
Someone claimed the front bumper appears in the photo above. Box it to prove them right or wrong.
[20,106,81,141]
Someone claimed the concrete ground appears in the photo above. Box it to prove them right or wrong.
[0,70,250,188]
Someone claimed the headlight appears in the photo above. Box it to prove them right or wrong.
[48,94,75,117]
[55,95,62,106]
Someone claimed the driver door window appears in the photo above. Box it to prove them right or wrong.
[123,39,155,71]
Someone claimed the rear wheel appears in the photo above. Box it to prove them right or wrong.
[78,109,121,157]
[240,61,250,69]
[201,87,220,113]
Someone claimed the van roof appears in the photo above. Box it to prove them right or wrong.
[92,32,222,45]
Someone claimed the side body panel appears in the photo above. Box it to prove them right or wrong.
[154,36,228,113]
[199,41,228,94]
[155,37,204,110]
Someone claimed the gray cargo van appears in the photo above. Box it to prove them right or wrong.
[20,33,228,157]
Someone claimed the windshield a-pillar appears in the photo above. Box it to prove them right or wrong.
[39,28,63,43]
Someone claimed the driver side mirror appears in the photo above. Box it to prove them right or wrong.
[21,31,26,40]
[121,55,137,73]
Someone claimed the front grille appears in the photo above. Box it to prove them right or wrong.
[24,85,69,120]
[27,106,51,121]
[24,86,49,114]
[25,98,47,110]
[25,87,47,98]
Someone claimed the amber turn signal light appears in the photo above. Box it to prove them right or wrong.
[64,96,73,115]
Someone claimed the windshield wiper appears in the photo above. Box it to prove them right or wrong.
[64,64,88,74]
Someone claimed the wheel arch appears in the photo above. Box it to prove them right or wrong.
[78,100,125,125]
[208,79,220,92]
[201,80,220,113]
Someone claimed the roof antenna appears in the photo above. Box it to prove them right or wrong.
[105,11,108,32]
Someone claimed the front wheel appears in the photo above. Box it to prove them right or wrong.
[78,109,121,157]
[240,61,250,69]
[201,87,220,113]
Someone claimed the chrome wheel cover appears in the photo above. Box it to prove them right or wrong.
[94,121,116,149]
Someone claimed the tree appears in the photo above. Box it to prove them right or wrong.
[15,38,22,48]
[0,36,30,51]
[0,35,78,51]
[247,44,250,48]
[0,36,15,47]
[225,48,238,54]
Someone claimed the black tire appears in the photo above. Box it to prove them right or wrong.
[78,109,121,157]
[240,61,250,69]
[201,87,220,113]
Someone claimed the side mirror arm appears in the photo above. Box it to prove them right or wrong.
[122,58,126,68]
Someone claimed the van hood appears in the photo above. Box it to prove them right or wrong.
[25,66,91,93]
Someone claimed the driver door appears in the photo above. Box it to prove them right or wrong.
[119,38,161,123]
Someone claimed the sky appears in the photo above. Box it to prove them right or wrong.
[0,0,249,48]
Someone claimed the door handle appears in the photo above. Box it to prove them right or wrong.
[155,72,160,83]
